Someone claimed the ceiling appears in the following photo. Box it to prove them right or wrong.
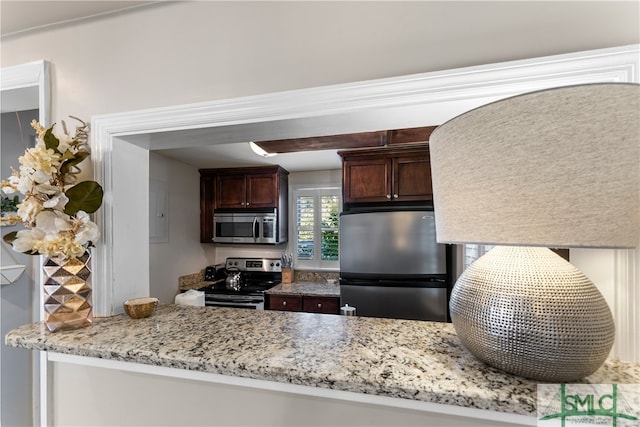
[162,144,345,172]
[0,1,158,37]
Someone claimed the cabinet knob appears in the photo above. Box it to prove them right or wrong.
[393,194,398,199]
[246,202,250,206]
[386,194,391,199]
[282,301,287,306]
[317,303,322,308]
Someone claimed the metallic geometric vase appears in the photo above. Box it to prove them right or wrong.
[42,251,93,332]
[450,246,614,382]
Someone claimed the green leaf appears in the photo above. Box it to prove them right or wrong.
[3,231,18,245]
[43,127,60,151]
[64,181,104,215]
[59,151,89,175]
[60,150,76,161]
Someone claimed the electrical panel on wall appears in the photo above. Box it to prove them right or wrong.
[149,179,169,243]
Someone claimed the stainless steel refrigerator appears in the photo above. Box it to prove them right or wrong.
[339,209,453,322]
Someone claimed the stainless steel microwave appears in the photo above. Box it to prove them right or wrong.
[213,209,285,244]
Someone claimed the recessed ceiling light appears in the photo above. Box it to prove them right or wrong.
[249,141,277,157]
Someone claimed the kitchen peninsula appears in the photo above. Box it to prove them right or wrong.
[6,305,639,426]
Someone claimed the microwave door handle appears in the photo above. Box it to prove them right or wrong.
[252,217,258,240]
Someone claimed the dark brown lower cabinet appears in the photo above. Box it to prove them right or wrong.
[266,295,340,314]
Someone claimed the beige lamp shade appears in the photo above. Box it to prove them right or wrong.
[429,83,640,249]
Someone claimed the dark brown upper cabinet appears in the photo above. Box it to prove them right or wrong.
[339,146,433,207]
[199,165,289,243]
[213,166,288,209]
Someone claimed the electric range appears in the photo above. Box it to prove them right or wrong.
[199,257,282,309]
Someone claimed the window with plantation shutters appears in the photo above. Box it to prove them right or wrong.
[320,195,339,261]
[292,187,340,270]
[296,195,314,260]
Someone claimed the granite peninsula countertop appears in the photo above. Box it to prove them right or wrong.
[6,304,640,418]
[266,281,340,297]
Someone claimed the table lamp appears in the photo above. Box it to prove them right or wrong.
[428,83,639,382]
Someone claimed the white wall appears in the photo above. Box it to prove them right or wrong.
[289,169,342,187]
[571,249,616,310]
[149,152,216,303]
[50,362,521,427]
[0,110,38,427]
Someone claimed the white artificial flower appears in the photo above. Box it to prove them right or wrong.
[1,175,20,194]
[17,197,43,224]
[16,174,34,194]
[19,144,61,176]
[35,184,60,195]
[75,220,99,245]
[75,210,90,223]
[35,210,71,235]
[4,117,102,259]
[73,211,100,244]
[43,192,69,211]
[54,214,73,233]
[1,186,16,195]
[12,230,35,253]
[31,169,53,184]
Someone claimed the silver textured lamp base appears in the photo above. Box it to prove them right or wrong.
[450,246,614,382]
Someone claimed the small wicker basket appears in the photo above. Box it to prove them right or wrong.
[123,297,158,319]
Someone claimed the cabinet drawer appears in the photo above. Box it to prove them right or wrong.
[269,295,302,312]
[302,296,340,314]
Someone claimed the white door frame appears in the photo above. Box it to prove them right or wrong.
[1,59,51,427]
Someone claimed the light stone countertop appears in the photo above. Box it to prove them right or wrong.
[266,281,340,297]
[6,304,640,417]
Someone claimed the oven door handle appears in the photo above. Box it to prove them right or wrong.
[252,216,259,240]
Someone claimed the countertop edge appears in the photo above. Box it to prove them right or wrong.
[46,351,537,426]
[6,305,638,421]
[266,282,340,297]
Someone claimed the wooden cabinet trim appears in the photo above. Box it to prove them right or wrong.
[338,145,429,159]
[253,126,436,154]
